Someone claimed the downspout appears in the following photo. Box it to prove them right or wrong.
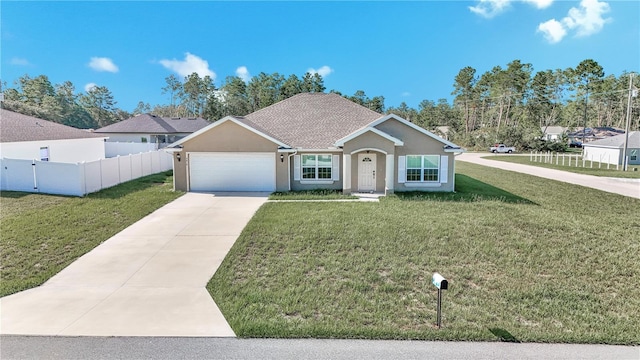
[287,150,298,191]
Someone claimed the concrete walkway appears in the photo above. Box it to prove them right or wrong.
[0,192,268,337]
[457,152,640,199]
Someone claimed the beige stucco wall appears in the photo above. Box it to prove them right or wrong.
[342,131,396,155]
[290,151,343,191]
[375,118,455,192]
[347,151,387,192]
[172,121,285,191]
[342,131,395,193]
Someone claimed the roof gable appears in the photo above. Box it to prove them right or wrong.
[334,127,404,147]
[170,116,289,148]
[94,113,210,134]
[0,109,107,143]
[542,126,567,134]
[369,114,462,150]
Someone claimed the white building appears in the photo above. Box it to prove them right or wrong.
[582,131,640,166]
[0,109,107,163]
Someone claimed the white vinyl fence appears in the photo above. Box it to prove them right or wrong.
[105,142,158,157]
[1,151,172,196]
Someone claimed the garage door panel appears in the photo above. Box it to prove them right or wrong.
[189,152,275,192]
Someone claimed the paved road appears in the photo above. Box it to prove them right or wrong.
[1,336,638,360]
[0,192,268,337]
[457,152,640,199]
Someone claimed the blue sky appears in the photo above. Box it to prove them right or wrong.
[2,1,638,112]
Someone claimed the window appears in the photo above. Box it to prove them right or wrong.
[406,155,439,182]
[40,147,50,162]
[302,154,332,180]
[631,150,638,161]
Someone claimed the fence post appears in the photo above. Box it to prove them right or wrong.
[32,160,38,191]
[117,155,122,185]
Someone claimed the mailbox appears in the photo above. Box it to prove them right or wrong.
[432,272,448,329]
[432,272,448,290]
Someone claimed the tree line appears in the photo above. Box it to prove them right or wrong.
[2,58,637,151]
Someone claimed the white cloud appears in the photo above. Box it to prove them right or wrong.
[236,66,251,82]
[88,57,119,73]
[469,0,553,17]
[469,0,512,18]
[538,0,611,43]
[84,83,97,92]
[307,65,334,78]
[401,92,411,97]
[159,52,215,80]
[10,57,30,66]
[538,19,567,43]
[523,0,554,9]
[562,0,611,37]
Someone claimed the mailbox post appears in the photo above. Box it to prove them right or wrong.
[432,272,448,329]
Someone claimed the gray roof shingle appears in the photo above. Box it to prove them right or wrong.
[0,109,106,143]
[93,113,210,134]
[583,131,640,148]
[240,93,382,149]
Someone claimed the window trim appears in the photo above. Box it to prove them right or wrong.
[40,146,50,162]
[301,154,333,180]
[405,155,440,183]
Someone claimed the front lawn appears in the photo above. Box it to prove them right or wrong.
[485,155,640,178]
[208,162,640,344]
[0,171,183,297]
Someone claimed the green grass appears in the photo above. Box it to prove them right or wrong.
[269,189,358,200]
[0,171,183,297]
[485,155,640,179]
[208,162,640,344]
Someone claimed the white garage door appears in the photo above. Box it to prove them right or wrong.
[189,152,276,192]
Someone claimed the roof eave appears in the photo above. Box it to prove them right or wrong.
[368,114,462,149]
[334,127,404,147]
[167,116,290,149]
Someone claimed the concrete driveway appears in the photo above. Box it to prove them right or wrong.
[457,153,640,199]
[0,192,268,337]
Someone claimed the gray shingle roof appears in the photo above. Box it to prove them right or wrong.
[240,93,382,149]
[94,113,210,134]
[583,131,640,148]
[541,126,566,134]
[0,109,106,143]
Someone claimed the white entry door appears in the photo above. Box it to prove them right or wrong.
[358,153,376,192]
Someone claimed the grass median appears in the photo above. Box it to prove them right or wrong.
[208,162,639,344]
[485,155,640,178]
[0,171,183,297]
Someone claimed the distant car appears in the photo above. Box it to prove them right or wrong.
[490,144,515,153]
[569,141,582,148]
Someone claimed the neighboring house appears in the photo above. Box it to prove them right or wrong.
[0,109,107,163]
[166,93,463,194]
[93,113,210,148]
[541,126,566,141]
[582,131,640,166]
[568,127,625,144]
[435,126,451,141]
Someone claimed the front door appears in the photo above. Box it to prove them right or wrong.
[358,153,377,192]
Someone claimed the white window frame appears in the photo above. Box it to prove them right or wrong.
[405,155,439,183]
[301,154,333,180]
[40,146,50,162]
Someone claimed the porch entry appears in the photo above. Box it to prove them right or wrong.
[358,153,377,192]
